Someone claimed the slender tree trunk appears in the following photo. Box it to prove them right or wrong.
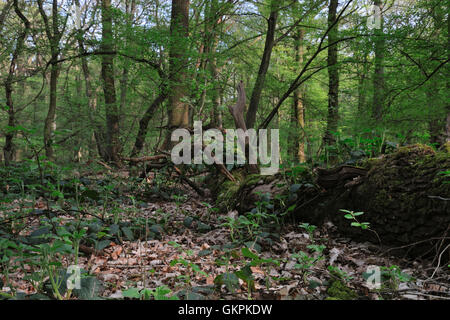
[293,28,306,163]
[357,55,368,114]
[119,0,136,123]
[245,4,278,129]
[37,0,68,161]
[445,6,450,143]
[210,57,221,128]
[130,91,168,157]
[372,0,385,122]
[207,0,222,128]
[165,0,190,148]
[44,61,58,160]
[323,0,339,152]
[3,0,28,165]
[427,83,443,146]
[101,0,121,163]
[0,0,11,35]
[74,0,107,160]
[4,85,15,165]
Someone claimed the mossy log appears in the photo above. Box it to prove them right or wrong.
[212,145,450,258]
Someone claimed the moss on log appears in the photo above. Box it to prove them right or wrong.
[212,144,450,258]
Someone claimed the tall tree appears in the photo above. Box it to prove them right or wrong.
[446,1,450,144]
[166,0,190,147]
[3,0,30,165]
[74,0,107,159]
[323,0,340,152]
[101,0,121,163]
[372,0,385,122]
[245,1,278,129]
[37,0,68,160]
[119,0,136,124]
[205,0,223,128]
[293,28,306,163]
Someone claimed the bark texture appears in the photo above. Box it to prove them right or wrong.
[323,0,339,152]
[101,0,121,163]
[293,28,306,163]
[167,0,190,136]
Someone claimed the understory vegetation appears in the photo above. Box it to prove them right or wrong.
[0,155,448,300]
[0,0,449,300]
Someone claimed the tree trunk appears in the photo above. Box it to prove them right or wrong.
[372,0,385,122]
[207,0,222,128]
[445,8,450,144]
[43,61,58,160]
[293,28,306,163]
[101,0,121,163]
[3,0,29,165]
[130,91,168,158]
[119,0,136,126]
[37,0,68,161]
[74,0,106,160]
[427,83,444,146]
[245,4,278,129]
[323,0,339,155]
[165,0,190,148]
[357,54,368,115]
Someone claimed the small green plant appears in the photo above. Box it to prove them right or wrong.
[292,243,326,280]
[340,209,370,230]
[170,257,208,287]
[328,265,353,282]
[292,251,319,270]
[155,208,171,228]
[241,247,279,293]
[299,223,317,241]
[0,238,19,296]
[172,194,188,215]
[219,193,282,243]
[214,247,279,299]
[340,209,381,244]
[380,265,413,290]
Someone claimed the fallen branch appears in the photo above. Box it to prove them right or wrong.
[173,165,205,196]
[122,155,168,163]
[96,160,113,170]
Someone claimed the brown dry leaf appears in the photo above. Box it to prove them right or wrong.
[111,246,123,260]
[250,266,265,275]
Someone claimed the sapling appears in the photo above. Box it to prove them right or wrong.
[340,209,381,244]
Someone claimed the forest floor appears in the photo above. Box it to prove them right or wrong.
[1,169,449,300]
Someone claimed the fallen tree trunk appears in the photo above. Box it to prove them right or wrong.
[212,145,450,258]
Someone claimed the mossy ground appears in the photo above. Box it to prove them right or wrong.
[326,280,358,300]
